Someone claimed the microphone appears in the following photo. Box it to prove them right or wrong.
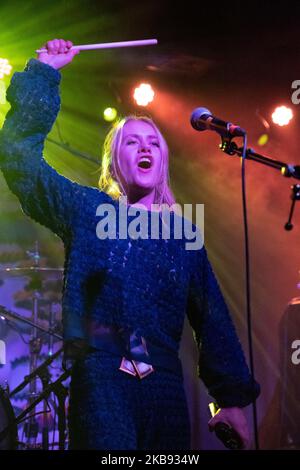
[191,107,246,137]
[208,402,244,450]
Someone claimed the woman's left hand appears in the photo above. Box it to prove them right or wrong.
[208,406,250,449]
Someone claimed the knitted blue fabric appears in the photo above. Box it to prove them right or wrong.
[0,59,260,409]
[68,350,191,450]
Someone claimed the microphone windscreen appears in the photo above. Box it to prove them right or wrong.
[190,107,212,131]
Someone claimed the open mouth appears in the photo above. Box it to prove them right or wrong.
[138,156,152,169]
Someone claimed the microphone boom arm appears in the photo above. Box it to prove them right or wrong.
[220,137,300,229]
[220,137,300,179]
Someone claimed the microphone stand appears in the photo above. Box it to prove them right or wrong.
[10,348,64,450]
[0,349,71,449]
[0,370,71,449]
[220,137,300,229]
[216,134,300,450]
[9,348,63,398]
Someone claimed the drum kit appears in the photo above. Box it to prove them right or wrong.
[0,241,70,450]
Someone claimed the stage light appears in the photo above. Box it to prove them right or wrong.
[0,58,12,79]
[271,106,293,127]
[103,107,117,122]
[133,83,154,106]
[257,134,269,146]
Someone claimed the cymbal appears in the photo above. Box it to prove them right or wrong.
[0,267,63,275]
[0,267,64,284]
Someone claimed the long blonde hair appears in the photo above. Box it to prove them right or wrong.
[99,115,176,207]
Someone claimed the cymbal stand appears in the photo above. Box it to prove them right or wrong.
[36,359,51,450]
[24,241,42,447]
[41,301,56,449]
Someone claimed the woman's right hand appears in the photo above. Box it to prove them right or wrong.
[37,39,80,70]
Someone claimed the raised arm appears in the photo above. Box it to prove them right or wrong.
[0,40,82,239]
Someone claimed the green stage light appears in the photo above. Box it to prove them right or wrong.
[103,107,118,122]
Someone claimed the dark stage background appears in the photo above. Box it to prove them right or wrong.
[0,0,300,450]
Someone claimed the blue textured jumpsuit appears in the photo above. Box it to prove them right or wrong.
[0,59,260,450]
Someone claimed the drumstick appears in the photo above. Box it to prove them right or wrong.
[36,38,158,54]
